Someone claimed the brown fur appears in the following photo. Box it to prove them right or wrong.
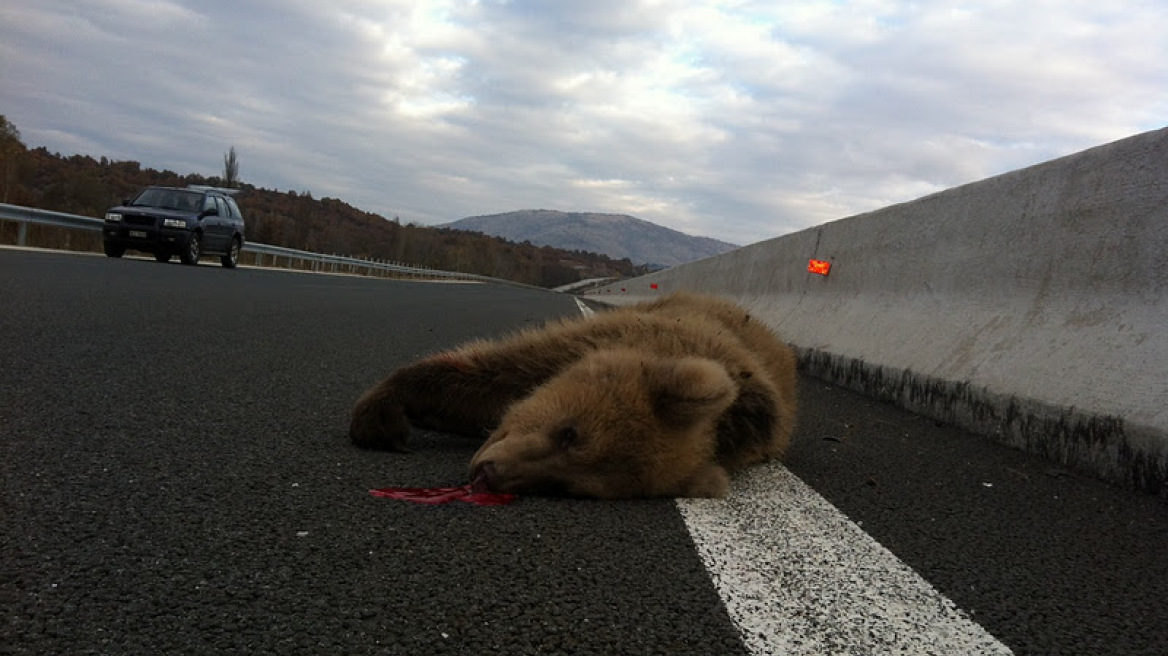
[349,292,797,498]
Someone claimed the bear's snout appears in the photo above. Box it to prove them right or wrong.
[470,461,499,493]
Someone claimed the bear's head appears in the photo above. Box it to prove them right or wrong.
[468,349,739,499]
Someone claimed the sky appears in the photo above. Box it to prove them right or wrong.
[2,1,1166,246]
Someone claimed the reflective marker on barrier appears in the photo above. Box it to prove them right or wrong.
[808,259,832,276]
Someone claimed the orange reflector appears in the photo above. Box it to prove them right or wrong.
[808,259,832,276]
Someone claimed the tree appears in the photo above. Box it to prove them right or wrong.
[222,146,239,188]
[1,115,26,203]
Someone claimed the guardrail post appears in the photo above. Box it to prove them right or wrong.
[18,221,28,247]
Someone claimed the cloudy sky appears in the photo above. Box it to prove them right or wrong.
[2,1,1165,245]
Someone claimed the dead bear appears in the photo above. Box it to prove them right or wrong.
[348,292,797,499]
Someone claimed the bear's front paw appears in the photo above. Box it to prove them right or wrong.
[679,463,730,498]
[349,386,412,451]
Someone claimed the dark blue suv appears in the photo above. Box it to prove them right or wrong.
[103,185,246,268]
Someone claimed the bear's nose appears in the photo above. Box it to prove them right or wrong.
[471,461,499,493]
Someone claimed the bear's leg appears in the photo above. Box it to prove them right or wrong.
[680,463,731,498]
[349,347,563,451]
[714,374,791,469]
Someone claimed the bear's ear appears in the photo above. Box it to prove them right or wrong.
[646,358,737,430]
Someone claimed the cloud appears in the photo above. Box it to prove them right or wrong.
[2,0,1166,246]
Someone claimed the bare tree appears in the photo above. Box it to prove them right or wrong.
[1,115,24,203]
[222,146,239,188]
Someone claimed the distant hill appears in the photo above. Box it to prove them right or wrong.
[442,210,738,268]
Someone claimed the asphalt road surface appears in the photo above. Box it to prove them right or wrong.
[2,248,1165,655]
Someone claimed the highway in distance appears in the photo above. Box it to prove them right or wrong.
[2,248,1165,655]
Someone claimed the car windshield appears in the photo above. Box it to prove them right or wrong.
[130,189,203,212]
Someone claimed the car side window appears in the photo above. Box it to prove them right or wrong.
[202,195,217,213]
[214,197,229,217]
[225,197,242,220]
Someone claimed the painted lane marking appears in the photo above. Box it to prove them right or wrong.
[573,297,596,317]
[677,461,1013,655]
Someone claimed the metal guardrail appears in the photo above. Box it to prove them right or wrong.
[0,202,504,284]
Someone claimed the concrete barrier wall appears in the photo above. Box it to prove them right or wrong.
[589,127,1168,497]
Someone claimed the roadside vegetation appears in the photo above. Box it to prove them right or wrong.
[0,115,648,287]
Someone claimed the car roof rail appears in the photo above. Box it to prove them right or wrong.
[186,184,240,196]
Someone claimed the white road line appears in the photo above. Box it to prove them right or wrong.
[573,297,596,317]
[677,462,1013,655]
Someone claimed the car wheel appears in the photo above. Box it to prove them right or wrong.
[155,252,172,263]
[103,242,125,258]
[221,237,241,269]
[180,232,202,266]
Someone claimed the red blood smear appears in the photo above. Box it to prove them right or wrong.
[460,491,517,506]
[370,483,516,506]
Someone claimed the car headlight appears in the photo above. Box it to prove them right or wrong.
[105,212,122,222]
[163,218,187,229]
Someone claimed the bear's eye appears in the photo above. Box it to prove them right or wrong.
[554,426,579,449]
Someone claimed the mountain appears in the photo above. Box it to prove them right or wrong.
[441,210,738,268]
